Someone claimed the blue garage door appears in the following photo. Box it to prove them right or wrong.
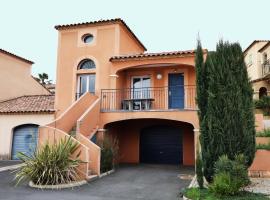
[140,126,183,164]
[12,125,38,160]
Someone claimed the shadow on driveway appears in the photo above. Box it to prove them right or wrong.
[0,164,194,200]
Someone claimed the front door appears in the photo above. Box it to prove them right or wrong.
[168,73,184,109]
[77,74,95,99]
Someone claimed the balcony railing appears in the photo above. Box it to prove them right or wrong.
[262,59,270,76]
[100,85,196,112]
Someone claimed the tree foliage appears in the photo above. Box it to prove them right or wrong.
[195,40,256,182]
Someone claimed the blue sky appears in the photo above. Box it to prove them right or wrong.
[1,0,269,82]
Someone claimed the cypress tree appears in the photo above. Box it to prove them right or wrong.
[195,40,256,182]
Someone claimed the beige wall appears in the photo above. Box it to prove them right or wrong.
[0,52,50,101]
[244,42,268,81]
[0,113,54,159]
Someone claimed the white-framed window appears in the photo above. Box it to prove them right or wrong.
[248,54,253,66]
[131,76,151,99]
[76,74,95,99]
[82,34,94,44]
[78,59,96,70]
[263,53,268,63]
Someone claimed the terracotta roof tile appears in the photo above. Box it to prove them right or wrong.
[110,50,206,61]
[0,49,34,64]
[55,18,147,51]
[0,95,55,114]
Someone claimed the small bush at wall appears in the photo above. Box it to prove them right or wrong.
[15,137,82,186]
[256,129,270,137]
[254,96,270,116]
[99,136,119,173]
[209,155,249,196]
[256,142,270,150]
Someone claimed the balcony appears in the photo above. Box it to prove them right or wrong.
[100,85,196,112]
[262,59,270,77]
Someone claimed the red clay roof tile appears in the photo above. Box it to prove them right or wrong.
[0,95,55,114]
[55,18,147,51]
[110,50,206,61]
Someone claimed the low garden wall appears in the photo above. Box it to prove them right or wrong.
[249,150,270,178]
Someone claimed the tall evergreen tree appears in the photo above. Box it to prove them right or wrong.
[195,40,256,182]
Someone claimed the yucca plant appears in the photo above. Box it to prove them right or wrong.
[15,136,83,186]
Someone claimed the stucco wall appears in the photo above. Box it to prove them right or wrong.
[55,25,119,116]
[119,25,145,54]
[0,52,50,102]
[0,113,54,159]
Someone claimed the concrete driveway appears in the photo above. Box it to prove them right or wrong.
[0,160,21,168]
[0,164,194,200]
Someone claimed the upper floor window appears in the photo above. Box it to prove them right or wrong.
[78,59,96,70]
[248,54,253,65]
[82,34,93,44]
[263,53,268,63]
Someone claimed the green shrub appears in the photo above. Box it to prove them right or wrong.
[254,96,270,116]
[184,187,269,200]
[209,155,249,196]
[183,187,202,199]
[196,153,204,189]
[15,137,82,185]
[256,142,270,150]
[256,129,270,137]
[99,136,119,173]
[209,172,237,196]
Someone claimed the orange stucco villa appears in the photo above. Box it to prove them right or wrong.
[36,19,268,179]
[37,18,202,179]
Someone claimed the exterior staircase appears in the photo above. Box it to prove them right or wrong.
[38,92,101,180]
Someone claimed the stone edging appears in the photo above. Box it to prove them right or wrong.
[29,180,87,189]
[0,163,24,172]
[99,169,115,178]
[28,169,115,189]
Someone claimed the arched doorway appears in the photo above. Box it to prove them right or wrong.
[11,124,39,160]
[259,87,267,98]
[140,125,183,164]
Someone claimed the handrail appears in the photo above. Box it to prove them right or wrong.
[101,85,196,91]
[100,85,196,111]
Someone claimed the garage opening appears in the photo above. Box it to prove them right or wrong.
[11,124,39,160]
[140,125,182,164]
[105,119,194,166]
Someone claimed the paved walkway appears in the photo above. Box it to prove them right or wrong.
[0,164,194,200]
[246,178,270,196]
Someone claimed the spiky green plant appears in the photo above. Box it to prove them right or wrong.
[15,137,83,186]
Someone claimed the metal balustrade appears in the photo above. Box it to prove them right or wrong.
[100,85,196,112]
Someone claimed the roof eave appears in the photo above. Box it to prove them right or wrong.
[0,49,34,65]
[54,18,147,51]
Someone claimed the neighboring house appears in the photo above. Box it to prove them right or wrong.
[0,49,54,160]
[45,83,56,94]
[244,40,270,99]
[39,18,205,179]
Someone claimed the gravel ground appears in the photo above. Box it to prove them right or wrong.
[245,178,270,196]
